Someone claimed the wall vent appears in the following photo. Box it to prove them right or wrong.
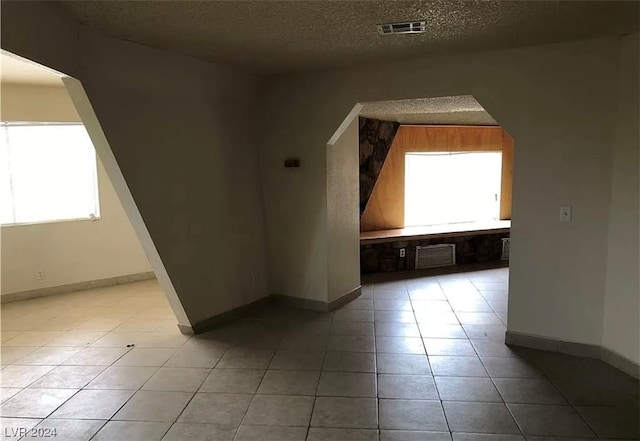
[415,244,456,269]
[377,21,426,35]
[501,238,511,260]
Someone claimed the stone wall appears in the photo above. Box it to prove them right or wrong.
[359,117,400,215]
[361,232,509,274]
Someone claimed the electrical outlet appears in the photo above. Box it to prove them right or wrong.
[36,269,45,280]
[560,205,572,222]
[400,248,406,258]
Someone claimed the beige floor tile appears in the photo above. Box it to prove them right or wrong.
[235,425,307,441]
[0,346,37,365]
[307,428,379,441]
[90,331,150,347]
[381,431,451,440]
[0,417,42,440]
[0,365,55,388]
[377,374,439,400]
[62,347,130,366]
[92,421,171,441]
[379,399,448,431]
[243,394,314,426]
[322,351,376,373]
[113,390,193,422]
[216,348,273,369]
[32,419,106,441]
[44,331,107,346]
[311,397,378,429]
[268,351,325,371]
[164,346,224,368]
[199,369,265,394]
[142,367,210,392]
[29,365,106,389]
[50,389,135,419]
[14,347,82,365]
[316,372,376,397]
[85,366,157,390]
[0,388,21,404]
[0,388,76,418]
[0,332,22,343]
[177,393,252,426]
[2,332,64,347]
[161,422,236,441]
[257,370,320,396]
[114,348,176,367]
[74,318,126,332]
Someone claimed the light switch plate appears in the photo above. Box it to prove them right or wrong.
[560,205,572,222]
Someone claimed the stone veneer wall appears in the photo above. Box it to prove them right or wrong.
[361,232,510,274]
[359,117,400,215]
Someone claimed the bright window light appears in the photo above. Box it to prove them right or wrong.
[404,151,502,227]
[1,123,100,226]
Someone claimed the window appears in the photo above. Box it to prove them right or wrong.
[404,151,502,227]
[1,123,100,226]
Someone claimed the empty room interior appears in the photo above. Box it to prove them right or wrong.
[0,1,638,440]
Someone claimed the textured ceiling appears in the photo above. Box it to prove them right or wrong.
[1,52,64,86]
[360,96,497,126]
[58,1,639,74]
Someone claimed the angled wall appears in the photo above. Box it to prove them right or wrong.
[1,1,270,329]
[603,32,640,365]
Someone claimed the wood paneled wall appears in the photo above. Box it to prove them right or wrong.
[360,125,514,232]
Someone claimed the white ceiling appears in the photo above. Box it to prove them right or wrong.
[360,96,497,126]
[59,0,639,74]
[1,52,64,86]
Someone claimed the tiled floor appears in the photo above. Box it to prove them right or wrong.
[1,269,638,440]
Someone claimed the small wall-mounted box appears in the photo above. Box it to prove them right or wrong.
[284,158,301,168]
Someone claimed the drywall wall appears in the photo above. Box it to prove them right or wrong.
[0,83,152,295]
[0,1,271,327]
[259,36,622,346]
[1,83,75,122]
[603,32,640,364]
[327,109,360,302]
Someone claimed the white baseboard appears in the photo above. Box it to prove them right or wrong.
[1,272,156,304]
[506,330,640,379]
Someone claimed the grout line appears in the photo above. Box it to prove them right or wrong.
[406,279,453,435]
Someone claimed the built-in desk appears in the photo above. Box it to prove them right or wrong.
[360,220,511,274]
[360,220,511,245]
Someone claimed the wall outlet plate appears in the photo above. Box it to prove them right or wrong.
[560,205,572,222]
[400,248,406,258]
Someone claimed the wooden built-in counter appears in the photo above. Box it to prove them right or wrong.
[360,220,511,245]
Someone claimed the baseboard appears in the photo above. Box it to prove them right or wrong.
[183,287,362,335]
[327,286,362,312]
[185,296,275,335]
[601,346,640,379]
[506,330,640,380]
[273,294,328,312]
[0,272,156,304]
[273,286,362,313]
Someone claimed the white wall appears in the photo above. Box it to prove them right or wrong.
[0,83,152,295]
[603,32,640,364]
[327,108,361,302]
[259,36,623,347]
[0,1,271,326]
